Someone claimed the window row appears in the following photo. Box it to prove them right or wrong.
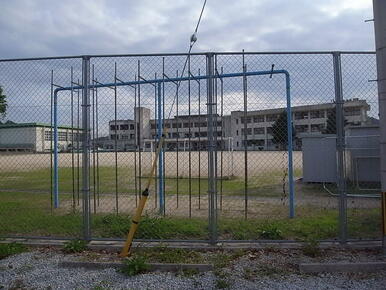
[44,131,81,141]
[150,121,222,129]
[110,134,135,140]
[110,124,135,131]
[235,107,362,124]
[237,127,266,136]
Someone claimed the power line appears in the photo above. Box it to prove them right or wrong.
[166,0,208,120]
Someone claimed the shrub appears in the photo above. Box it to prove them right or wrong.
[120,256,150,276]
[258,224,283,240]
[63,239,87,253]
[302,238,321,257]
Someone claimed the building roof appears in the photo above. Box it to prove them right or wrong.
[108,119,134,124]
[0,122,81,130]
[231,99,370,116]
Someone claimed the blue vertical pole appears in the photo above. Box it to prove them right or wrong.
[53,91,59,208]
[157,82,164,214]
[285,73,295,218]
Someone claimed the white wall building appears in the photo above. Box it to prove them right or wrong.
[231,98,370,150]
[0,123,82,153]
[104,98,371,151]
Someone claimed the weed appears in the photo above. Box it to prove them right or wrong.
[92,280,111,290]
[63,239,87,253]
[177,268,200,277]
[0,243,27,259]
[137,246,203,264]
[258,224,283,240]
[211,250,245,270]
[120,256,150,276]
[301,238,321,257]
[254,264,284,277]
[243,268,254,280]
[215,279,229,289]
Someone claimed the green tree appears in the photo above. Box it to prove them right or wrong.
[0,86,7,121]
[323,110,347,134]
[271,110,295,150]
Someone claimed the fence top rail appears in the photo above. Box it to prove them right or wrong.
[0,51,375,62]
[215,51,375,55]
[55,69,290,93]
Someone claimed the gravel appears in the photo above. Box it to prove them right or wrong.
[1,248,386,289]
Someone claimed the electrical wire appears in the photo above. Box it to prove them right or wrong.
[165,0,207,121]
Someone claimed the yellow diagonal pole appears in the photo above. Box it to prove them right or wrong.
[120,131,167,257]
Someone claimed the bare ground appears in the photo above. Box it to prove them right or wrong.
[0,151,303,177]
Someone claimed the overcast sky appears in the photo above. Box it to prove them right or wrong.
[0,0,375,59]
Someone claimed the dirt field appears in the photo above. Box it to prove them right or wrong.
[61,191,380,219]
[0,151,303,177]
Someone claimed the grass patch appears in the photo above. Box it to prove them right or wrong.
[0,243,27,259]
[0,192,82,237]
[133,246,204,264]
[92,214,208,239]
[0,167,137,195]
[0,191,382,240]
[0,166,308,198]
[218,211,339,240]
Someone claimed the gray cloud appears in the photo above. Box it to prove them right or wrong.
[0,0,375,59]
[0,0,378,135]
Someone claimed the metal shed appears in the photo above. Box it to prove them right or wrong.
[301,134,337,183]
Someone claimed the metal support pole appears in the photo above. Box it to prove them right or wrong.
[50,70,54,211]
[286,73,295,218]
[333,51,347,244]
[373,0,386,254]
[157,82,165,215]
[206,53,217,244]
[242,61,248,220]
[82,55,91,240]
[53,73,59,208]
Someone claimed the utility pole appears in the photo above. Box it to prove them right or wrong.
[373,0,386,255]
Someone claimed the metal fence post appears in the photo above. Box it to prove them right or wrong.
[373,0,386,255]
[333,51,347,244]
[82,55,91,240]
[206,52,217,244]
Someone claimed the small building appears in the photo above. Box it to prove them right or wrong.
[0,123,82,153]
[345,125,380,186]
[101,107,150,151]
[301,125,381,188]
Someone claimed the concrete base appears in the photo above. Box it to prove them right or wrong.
[0,238,383,251]
[299,262,386,273]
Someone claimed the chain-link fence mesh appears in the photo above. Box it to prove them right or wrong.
[0,52,382,243]
[0,57,84,238]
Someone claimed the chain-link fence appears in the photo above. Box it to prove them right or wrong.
[0,52,381,243]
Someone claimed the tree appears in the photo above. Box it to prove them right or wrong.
[271,110,295,150]
[323,110,347,134]
[0,86,7,121]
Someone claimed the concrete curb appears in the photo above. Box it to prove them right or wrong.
[59,261,213,272]
[1,238,382,251]
[299,262,386,273]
